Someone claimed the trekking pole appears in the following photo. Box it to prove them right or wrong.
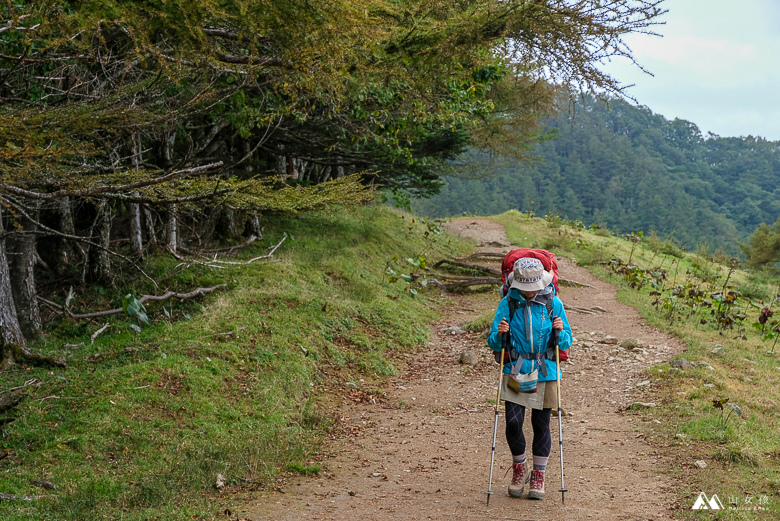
[485,333,506,506]
[554,328,568,505]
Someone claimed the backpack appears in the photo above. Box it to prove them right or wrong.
[498,248,569,363]
[500,248,559,297]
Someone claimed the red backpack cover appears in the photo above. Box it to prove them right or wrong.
[501,248,559,294]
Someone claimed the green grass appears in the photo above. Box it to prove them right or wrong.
[0,206,469,520]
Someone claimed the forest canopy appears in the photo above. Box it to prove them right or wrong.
[0,0,666,362]
[412,94,780,257]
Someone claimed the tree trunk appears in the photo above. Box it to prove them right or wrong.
[56,196,77,273]
[129,193,143,258]
[8,200,42,340]
[162,131,175,168]
[242,139,253,173]
[166,204,178,252]
[287,156,298,179]
[143,205,158,248]
[87,200,112,284]
[246,213,262,239]
[224,208,238,239]
[129,133,144,257]
[320,166,332,184]
[0,205,27,369]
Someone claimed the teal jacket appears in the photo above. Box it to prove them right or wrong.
[487,286,572,382]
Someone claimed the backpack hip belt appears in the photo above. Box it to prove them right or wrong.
[511,351,548,378]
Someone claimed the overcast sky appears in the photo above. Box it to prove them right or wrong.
[601,0,780,141]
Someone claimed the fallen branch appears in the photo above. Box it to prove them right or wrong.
[445,254,595,289]
[0,492,42,501]
[37,285,226,320]
[179,235,257,257]
[559,279,596,289]
[200,326,247,339]
[90,323,111,343]
[433,259,501,276]
[565,306,598,315]
[436,276,502,290]
[459,252,505,261]
[171,235,286,268]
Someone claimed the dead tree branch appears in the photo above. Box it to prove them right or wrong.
[436,276,502,290]
[173,235,286,267]
[37,285,226,320]
[433,259,501,276]
[178,234,257,257]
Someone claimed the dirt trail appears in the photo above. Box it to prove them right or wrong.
[244,219,685,521]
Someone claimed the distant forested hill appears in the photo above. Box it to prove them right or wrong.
[412,96,780,255]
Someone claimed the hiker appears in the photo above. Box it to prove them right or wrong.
[487,257,572,500]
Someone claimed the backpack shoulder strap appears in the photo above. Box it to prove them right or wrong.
[506,297,518,362]
[545,299,554,320]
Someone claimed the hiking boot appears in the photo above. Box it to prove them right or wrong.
[528,468,545,500]
[506,461,529,498]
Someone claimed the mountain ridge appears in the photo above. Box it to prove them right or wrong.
[413,95,780,256]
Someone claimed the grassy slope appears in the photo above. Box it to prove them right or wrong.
[491,210,780,518]
[0,206,469,521]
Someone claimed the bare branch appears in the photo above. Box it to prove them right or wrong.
[434,259,501,276]
[38,285,226,320]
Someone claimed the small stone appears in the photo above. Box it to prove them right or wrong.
[372,473,381,477]
[694,460,707,469]
[578,333,593,342]
[636,380,651,387]
[630,402,656,408]
[711,347,726,357]
[619,338,642,350]
[703,383,714,388]
[216,474,226,489]
[442,325,466,335]
[691,361,715,370]
[458,351,478,365]
[602,335,619,345]
[674,433,687,439]
[671,359,693,370]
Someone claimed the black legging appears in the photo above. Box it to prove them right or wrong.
[505,401,551,457]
